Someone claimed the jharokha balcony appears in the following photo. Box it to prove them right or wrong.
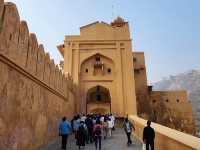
[94,61,104,69]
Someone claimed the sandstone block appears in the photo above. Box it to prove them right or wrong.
[55,65,60,91]
[26,33,38,75]
[58,70,62,93]
[61,74,65,95]
[0,0,4,25]
[0,61,8,96]
[36,44,45,81]
[49,60,56,89]
[44,53,51,85]
[18,21,29,68]
[0,2,20,59]
[64,78,69,99]
[0,117,6,136]
[34,114,47,146]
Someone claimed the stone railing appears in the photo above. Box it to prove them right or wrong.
[129,115,200,150]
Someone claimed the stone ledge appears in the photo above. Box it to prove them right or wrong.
[0,53,68,101]
[129,115,200,150]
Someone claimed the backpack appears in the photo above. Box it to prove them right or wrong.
[95,125,101,136]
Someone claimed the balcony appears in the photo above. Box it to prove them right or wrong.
[94,61,104,69]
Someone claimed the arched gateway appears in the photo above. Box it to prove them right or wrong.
[86,85,111,114]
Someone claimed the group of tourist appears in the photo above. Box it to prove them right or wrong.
[71,114,115,150]
[59,114,155,150]
[59,113,115,150]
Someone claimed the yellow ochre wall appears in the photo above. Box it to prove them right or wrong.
[61,19,137,117]
[0,1,76,149]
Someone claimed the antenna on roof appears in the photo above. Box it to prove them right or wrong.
[112,0,120,20]
[112,3,114,20]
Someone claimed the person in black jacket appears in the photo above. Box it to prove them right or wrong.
[77,121,87,150]
[85,115,93,143]
[143,120,155,150]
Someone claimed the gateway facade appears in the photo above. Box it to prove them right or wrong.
[58,17,137,117]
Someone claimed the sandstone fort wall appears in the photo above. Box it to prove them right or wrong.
[0,1,76,149]
[133,52,196,135]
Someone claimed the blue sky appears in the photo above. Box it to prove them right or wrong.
[6,0,200,83]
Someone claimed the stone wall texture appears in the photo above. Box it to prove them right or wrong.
[0,1,76,150]
[149,91,196,135]
[133,52,196,135]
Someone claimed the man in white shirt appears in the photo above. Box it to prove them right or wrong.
[107,118,113,137]
[81,114,86,122]
[109,114,115,130]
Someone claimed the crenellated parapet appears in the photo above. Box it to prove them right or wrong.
[0,1,76,98]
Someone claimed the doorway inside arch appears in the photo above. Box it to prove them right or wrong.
[86,85,111,114]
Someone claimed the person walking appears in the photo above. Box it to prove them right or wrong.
[76,121,87,150]
[103,117,108,139]
[107,118,113,137]
[109,114,115,131]
[59,117,71,150]
[143,120,155,150]
[81,114,87,122]
[74,115,81,140]
[123,117,135,145]
[71,116,76,133]
[93,119,103,150]
[85,115,94,143]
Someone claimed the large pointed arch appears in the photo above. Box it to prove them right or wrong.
[86,85,111,103]
[86,85,111,114]
[80,53,115,70]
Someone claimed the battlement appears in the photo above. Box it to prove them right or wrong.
[0,1,75,95]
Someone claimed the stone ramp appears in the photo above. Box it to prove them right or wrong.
[41,128,142,150]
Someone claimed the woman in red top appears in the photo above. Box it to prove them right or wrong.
[93,119,103,150]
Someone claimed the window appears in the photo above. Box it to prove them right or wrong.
[133,57,137,62]
[120,43,124,46]
[107,68,111,73]
[166,99,169,102]
[96,56,100,61]
[134,69,140,74]
[85,68,88,73]
[177,99,180,103]
[153,99,156,103]
[96,94,101,101]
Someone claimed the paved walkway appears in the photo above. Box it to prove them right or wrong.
[41,128,142,150]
